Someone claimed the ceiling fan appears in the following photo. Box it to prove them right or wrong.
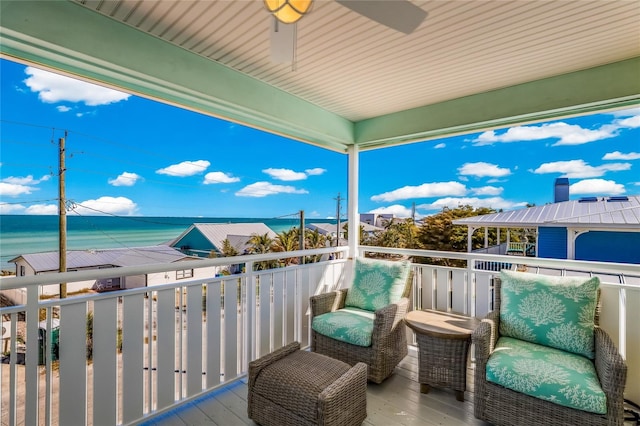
[265,0,428,64]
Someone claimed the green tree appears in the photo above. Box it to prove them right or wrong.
[375,218,418,249]
[416,205,497,266]
[304,228,327,263]
[272,228,300,266]
[247,232,276,270]
[216,238,238,258]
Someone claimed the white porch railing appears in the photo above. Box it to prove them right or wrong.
[1,246,638,425]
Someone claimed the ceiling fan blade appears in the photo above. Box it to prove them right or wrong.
[336,0,427,34]
[270,19,296,63]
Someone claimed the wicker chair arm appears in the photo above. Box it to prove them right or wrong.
[594,327,627,400]
[318,362,368,424]
[310,290,347,318]
[472,310,500,363]
[248,342,300,390]
[371,298,409,349]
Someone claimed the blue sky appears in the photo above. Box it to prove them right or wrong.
[1,58,639,219]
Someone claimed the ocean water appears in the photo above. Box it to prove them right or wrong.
[0,215,335,272]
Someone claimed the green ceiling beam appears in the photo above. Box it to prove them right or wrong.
[354,57,640,149]
[0,0,353,152]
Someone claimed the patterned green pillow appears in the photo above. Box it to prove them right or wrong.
[499,270,599,358]
[312,308,375,347]
[486,337,606,414]
[344,258,411,312]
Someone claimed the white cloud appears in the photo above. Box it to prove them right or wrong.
[263,168,307,181]
[108,172,142,187]
[203,171,240,184]
[0,182,36,197]
[2,174,50,185]
[56,105,71,112]
[472,186,503,196]
[434,143,446,149]
[533,160,631,178]
[569,179,625,195]
[368,205,414,218]
[371,181,467,202]
[0,203,26,214]
[417,197,528,211]
[0,175,51,197]
[24,67,130,106]
[602,151,640,160]
[611,107,640,117]
[25,204,58,215]
[616,115,640,129]
[473,122,618,146]
[305,168,326,176]
[156,160,209,177]
[235,182,308,197]
[458,162,511,178]
[69,196,138,215]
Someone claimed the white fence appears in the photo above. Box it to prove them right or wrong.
[1,246,639,425]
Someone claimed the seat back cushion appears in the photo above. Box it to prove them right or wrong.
[499,270,599,358]
[486,337,606,414]
[344,258,411,311]
[312,308,375,347]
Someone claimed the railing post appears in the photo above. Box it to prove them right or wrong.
[247,261,256,363]
[24,283,40,425]
[467,256,476,318]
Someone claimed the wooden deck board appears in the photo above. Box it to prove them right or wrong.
[141,355,489,426]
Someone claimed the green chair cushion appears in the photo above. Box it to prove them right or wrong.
[499,270,599,358]
[486,337,606,414]
[311,308,375,347]
[344,258,410,312]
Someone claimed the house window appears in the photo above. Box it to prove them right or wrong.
[176,269,193,280]
[19,265,26,276]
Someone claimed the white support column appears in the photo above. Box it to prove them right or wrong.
[347,145,359,258]
[567,228,589,260]
[484,227,488,248]
[467,227,477,252]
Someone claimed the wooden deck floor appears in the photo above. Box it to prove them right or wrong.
[138,354,491,426]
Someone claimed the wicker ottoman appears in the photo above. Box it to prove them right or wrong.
[248,342,367,426]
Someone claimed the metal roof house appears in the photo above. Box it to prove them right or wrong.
[169,223,277,257]
[453,195,640,264]
[9,245,197,294]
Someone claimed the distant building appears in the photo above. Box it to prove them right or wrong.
[169,223,277,257]
[453,194,640,264]
[306,221,384,245]
[8,245,209,296]
[360,213,394,228]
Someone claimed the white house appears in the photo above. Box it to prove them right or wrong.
[8,245,218,297]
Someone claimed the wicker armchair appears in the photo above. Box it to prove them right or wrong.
[473,276,627,426]
[310,258,413,384]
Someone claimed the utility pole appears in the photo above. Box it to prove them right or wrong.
[59,134,67,298]
[411,202,416,221]
[335,193,342,246]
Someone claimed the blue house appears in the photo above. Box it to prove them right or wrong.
[453,194,640,264]
[169,223,277,258]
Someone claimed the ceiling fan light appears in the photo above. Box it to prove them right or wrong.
[264,0,312,24]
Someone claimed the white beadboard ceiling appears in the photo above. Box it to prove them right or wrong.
[74,0,640,122]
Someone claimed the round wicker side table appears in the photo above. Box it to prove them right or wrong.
[404,309,480,402]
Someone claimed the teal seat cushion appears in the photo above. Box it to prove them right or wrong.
[499,270,599,358]
[344,258,410,311]
[311,308,375,347]
[487,337,607,414]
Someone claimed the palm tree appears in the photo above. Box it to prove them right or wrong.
[272,228,300,266]
[247,232,276,270]
[304,229,327,263]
